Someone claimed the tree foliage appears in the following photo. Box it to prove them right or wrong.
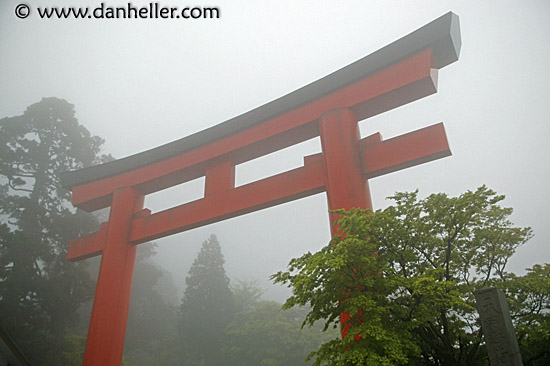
[124,243,178,365]
[0,98,110,364]
[176,234,236,365]
[501,264,550,365]
[223,300,332,366]
[272,186,540,366]
[231,278,264,313]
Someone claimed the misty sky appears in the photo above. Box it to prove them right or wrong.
[1,0,549,300]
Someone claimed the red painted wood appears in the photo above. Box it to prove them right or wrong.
[361,122,451,178]
[71,48,436,212]
[66,222,108,261]
[128,155,325,244]
[60,21,462,362]
[319,108,373,230]
[66,123,450,261]
[83,187,144,366]
[319,108,372,339]
[205,158,235,196]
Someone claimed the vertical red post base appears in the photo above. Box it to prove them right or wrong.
[319,108,373,339]
[83,187,144,366]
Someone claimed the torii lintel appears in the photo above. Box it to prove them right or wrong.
[60,12,460,212]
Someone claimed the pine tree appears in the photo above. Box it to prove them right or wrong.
[0,98,110,364]
[178,234,235,365]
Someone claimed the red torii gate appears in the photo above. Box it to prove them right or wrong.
[61,12,460,365]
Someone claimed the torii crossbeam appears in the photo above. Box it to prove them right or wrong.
[61,12,460,365]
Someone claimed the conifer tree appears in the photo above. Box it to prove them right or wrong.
[178,234,235,365]
[0,97,110,364]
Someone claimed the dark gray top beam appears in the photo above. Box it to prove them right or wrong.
[61,11,460,189]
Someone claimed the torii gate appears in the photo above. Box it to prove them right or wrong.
[61,12,460,365]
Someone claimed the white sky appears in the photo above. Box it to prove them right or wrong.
[1,0,549,300]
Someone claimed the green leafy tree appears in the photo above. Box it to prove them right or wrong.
[175,234,236,365]
[0,98,110,364]
[501,264,550,365]
[273,186,537,366]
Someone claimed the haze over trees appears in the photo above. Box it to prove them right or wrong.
[273,186,549,366]
[2,99,547,365]
[0,97,109,364]
[124,243,179,365]
[0,98,185,365]
[0,99,328,365]
[153,235,328,366]
[177,234,236,365]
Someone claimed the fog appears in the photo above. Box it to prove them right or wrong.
[1,0,549,304]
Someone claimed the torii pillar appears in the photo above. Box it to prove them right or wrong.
[61,12,461,365]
